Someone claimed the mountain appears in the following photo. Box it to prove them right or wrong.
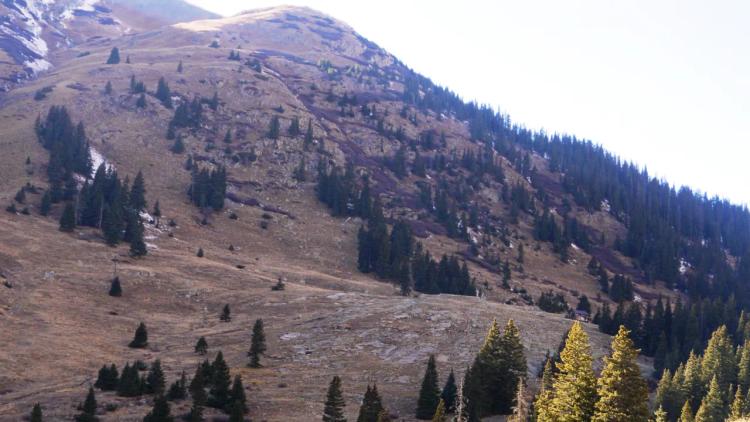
[0,0,217,89]
[0,4,748,421]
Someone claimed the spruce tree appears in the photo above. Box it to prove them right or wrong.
[75,387,98,422]
[155,77,173,109]
[416,355,441,419]
[679,400,695,422]
[40,191,51,216]
[146,359,166,395]
[195,337,208,355]
[592,325,649,422]
[694,376,724,422]
[130,171,147,211]
[167,372,187,401]
[440,370,457,413]
[30,403,43,422]
[229,375,247,413]
[304,119,314,150]
[129,217,147,257]
[189,364,207,407]
[106,47,120,64]
[177,61,183,73]
[59,202,76,232]
[105,81,113,95]
[268,116,280,139]
[248,318,266,368]
[143,395,174,422]
[208,351,231,410]
[730,386,744,420]
[137,93,147,108]
[323,376,346,422]
[357,384,384,422]
[220,304,231,322]
[654,406,668,422]
[228,401,244,422]
[109,276,122,297]
[223,129,232,144]
[197,248,204,257]
[542,322,596,422]
[129,322,148,348]
[431,399,446,422]
[701,326,736,393]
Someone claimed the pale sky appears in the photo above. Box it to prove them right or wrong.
[187,0,750,205]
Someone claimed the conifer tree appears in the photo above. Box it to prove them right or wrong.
[167,372,187,401]
[143,395,174,422]
[223,129,232,144]
[105,81,113,95]
[208,351,231,410]
[592,326,649,422]
[730,386,744,420]
[220,304,231,322]
[431,399,446,422]
[137,93,147,108]
[107,47,120,64]
[654,406,668,422]
[40,191,51,216]
[694,376,724,422]
[228,401,244,422]
[146,359,166,395]
[679,401,695,422]
[357,384,384,422]
[229,375,247,413]
[195,337,208,355]
[189,364,207,406]
[130,171,147,211]
[177,61,183,73]
[30,403,43,422]
[129,322,148,348]
[109,276,122,297]
[440,370,457,413]
[323,376,346,422]
[416,355,441,419]
[288,117,300,137]
[129,217,147,257]
[701,325,736,392]
[683,352,703,411]
[268,116,280,139]
[59,202,76,232]
[534,359,555,422]
[75,387,98,422]
[541,322,596,422]
[197,248,204,258]
[248,318,267,368]
[304,119,314,150]
[155,77,173,109]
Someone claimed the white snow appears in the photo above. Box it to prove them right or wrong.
[679,258,691,275]
[600,199,611,213]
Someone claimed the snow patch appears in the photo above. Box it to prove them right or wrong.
[600,199,611,213]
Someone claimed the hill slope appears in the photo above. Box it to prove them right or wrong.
[0,4,746,421]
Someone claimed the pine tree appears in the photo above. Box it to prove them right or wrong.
[40,191,51,216]
[220,304,231,322]
[288,117,300,137]
[592,325,649,422]
[304,120,314,150]
[229,375,247,413]
[654,406,668,422]
[357,384,384,422]
[177,61,183,73]
[59,202,76,232]
[541,322,596,422]
[268,116,280,139]
[694,376,724,422]
[106,47,120,64]
[130,171,147,211]
[129,322,148,348]
[440,370,457,413]
[323,376,346,422]
[75,387,98,422]
[155,77,173,108]
[223,129,232,144]
[167,372,187,401]
[416,355,441,419]
[679,400,695,422]
[136,93,147,108]
[129,216,147,257]
[195,337,208,355]
[146,359,166,395]
[30,403,43,422]
[105,81,113,95]
[431,399,446,422]
[143,395,174,422]
[208,351,231,410]
[730,386,744,420]
[189,364,207,406]
[228,401,244,422]
[109,277,122,297]
[248,318,267,368]
[197,248,204,258]
[534,359,555,422]
[701,326,736,393]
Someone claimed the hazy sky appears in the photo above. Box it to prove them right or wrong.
[186,0,750,205]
